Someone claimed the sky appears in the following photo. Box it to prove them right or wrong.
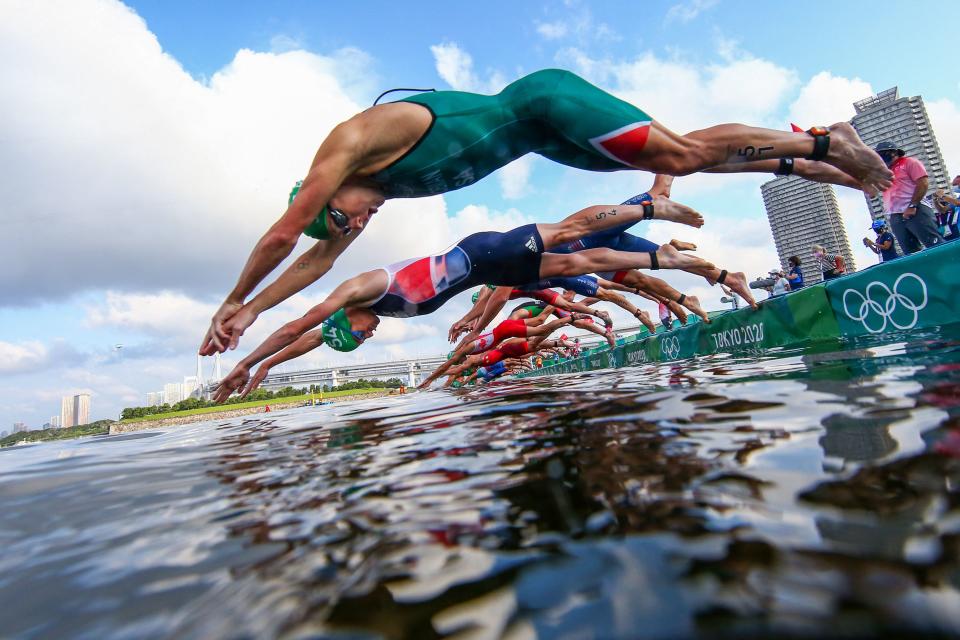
[1,0,957,429]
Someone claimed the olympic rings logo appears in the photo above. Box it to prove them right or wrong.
[660,335,681,359]
[841,272,928,334]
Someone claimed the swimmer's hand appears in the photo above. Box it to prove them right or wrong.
[200,300,244,355]
[244,364,270,398]
[213,364,250,403]
[448,320,471,343]
[221,307,259,351]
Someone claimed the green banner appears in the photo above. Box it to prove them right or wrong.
[517,241,960,379]
[825,242,954,338]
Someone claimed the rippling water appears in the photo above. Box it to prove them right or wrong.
[3,330,960,639]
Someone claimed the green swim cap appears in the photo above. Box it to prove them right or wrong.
[289,180,331,240]
[321,309,361,352]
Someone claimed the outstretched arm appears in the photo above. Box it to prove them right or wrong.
[456,286,512,350]
[448,287,492,342]
[236,329,327,400]
[419,340,477,390]
[213,270,385,402]
[202,135,361,354]
[204,235,359,354]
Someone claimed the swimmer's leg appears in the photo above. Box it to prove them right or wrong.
[537,200,704,251]
[638,121,891,197]
[539,245,714,278]
[507,70,890,196]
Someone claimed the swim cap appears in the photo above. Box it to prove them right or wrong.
[289,180,332,240]
[321,309,362,352]
[871,219,887,231]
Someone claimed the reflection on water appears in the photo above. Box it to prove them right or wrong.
[2,331,960,638]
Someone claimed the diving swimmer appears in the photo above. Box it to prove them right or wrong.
[201,68,892,356]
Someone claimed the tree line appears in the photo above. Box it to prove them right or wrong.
[0,420,114,448]
[120,378,404,420]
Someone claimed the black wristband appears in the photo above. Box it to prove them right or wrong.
[775,157,794,176]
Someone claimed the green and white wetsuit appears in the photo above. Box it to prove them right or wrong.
[371,69,653,198]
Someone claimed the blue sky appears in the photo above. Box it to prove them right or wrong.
[1,0,957,429]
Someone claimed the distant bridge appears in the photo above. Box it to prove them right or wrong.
[201,321,648,395]
[256,354,450,390]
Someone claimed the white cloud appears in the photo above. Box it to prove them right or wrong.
[665,0,719,24]
[555,48,799,133]
[536,21,568,40]
[446,204,534,239]
[0,0,375,305]
[429,42,506,93]
[788,72,873,128]
[0,341,49,375]
[928,98,960,180]
[836,190,881,270]
[0,339,87,377]
[498,156,534,199]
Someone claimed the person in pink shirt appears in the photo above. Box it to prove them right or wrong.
[876,140,943,254]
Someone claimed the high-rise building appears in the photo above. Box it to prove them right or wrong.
[761,176,856,285]
[73,393,90,427]
[851,87,951,220]
[182,376,199,400]
[13,422,27,433]
[146,391,161,406]
[60,395,75,428]
[163,382,184,406]
[50,415,61,428]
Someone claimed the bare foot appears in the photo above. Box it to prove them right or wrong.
[634,309,657,333]
[649,174,674,199]
[716,271,758,309]
[655,243,715,271]
[794,159,863,191]
[652,195,704,228]
[823,122,893,197]
[666,300,689,325]
[595,310,613,328]
[669,239,697,251]
[679,295,710,323]
[604,329,616,348]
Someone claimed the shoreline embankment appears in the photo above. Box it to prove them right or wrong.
[108,391,392,435]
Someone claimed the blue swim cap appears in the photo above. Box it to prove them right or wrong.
[871,219,887,231]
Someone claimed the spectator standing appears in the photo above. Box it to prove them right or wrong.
[933,175,960,241]
[771,270,791,296]
[863,218,899,262]
[657,301,673,332]
[875,140,943,254]
[785,255,804,290]
[812,245,846,281]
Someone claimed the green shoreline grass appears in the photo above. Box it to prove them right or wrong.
[118,388,386,424]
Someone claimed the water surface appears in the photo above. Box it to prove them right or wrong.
[2,330,959,639]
